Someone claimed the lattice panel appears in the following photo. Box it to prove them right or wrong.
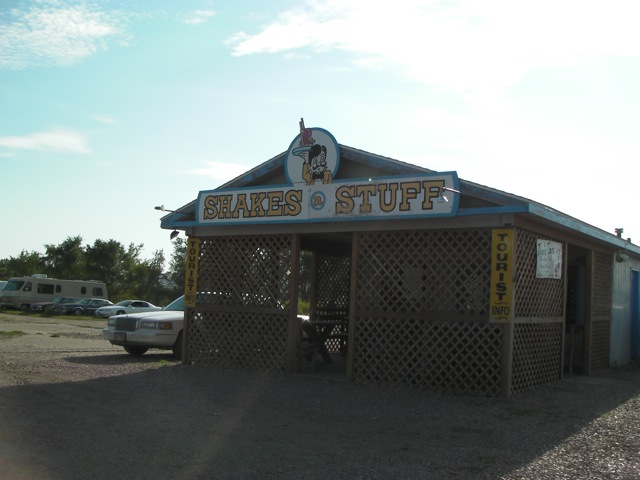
[352,317,503,396]
[196,235,293,308]
[186,310,289,371]
[588,252,612,372]
[511,322,563,393]
[317,254,350,309]
[589,318,611,372]
[316,254,351,353]
[592,251,613,316]
[185,235,293,372]
[356,229,492,317]
[514,229,565,317]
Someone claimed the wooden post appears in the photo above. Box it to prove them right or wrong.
[490,228,515,397]
[560,241,569,379]
[346,232,359,382]
[501,322,514,397]
[310,251,318,320]
[287,234,301,374]
[583,251,594,375]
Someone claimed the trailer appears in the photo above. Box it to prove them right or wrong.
[0,275,108,311]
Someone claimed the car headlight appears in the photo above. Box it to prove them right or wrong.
[139,320,173,330]
[107,317,117,327]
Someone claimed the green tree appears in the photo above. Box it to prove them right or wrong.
[43,236,86,279]
[85,240,158,301]
[0,236,187,307]
[0,251,46,279]
[127,249,166,305]
[165,237,187,297]
[85,239,134,299]
[85,239,126,284]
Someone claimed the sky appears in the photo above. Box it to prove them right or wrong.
[2,0,640,267]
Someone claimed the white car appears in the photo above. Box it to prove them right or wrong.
[102,295,184,357]
[95,299,162,318]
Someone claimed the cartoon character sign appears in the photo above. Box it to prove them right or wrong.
[285,119,340,186]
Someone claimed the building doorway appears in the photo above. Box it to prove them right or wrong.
[565,245,588,374]
[296,233,352,379]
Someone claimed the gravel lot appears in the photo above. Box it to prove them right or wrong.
[1,311,640,480]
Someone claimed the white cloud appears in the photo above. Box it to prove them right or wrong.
[0,1,126,69]
[0,129,90,153]
[227,0,640,92]
[183,9,216,25]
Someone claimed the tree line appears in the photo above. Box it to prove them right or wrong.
[0,235,186,307]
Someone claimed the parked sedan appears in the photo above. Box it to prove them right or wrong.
[52,298,113,316]
[102,295,184,357]
[95,300,162,318]
[29,297,81,313]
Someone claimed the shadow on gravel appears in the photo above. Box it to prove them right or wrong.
[1,360,640,480]
[65,352,179,366]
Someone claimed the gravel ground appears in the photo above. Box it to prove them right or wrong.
[1,311,640,479]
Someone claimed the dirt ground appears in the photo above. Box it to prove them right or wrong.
[1,311,640,480]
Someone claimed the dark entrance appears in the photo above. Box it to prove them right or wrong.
[297,233,352,379]
[565,244,588,374]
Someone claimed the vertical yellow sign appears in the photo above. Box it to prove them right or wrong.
[184,237,200,308]
[490,229,514,323]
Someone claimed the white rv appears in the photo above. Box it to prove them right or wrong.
[0,275,108,311]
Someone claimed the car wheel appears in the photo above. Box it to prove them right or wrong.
[172,331,183,359]
[73,309,83,316]
[123,346,149,356]
[116,310,125,315]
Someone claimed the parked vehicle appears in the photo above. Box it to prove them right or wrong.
[0,275,108,311]
[102,295,185,358]
[29,297,81,313]
[95,300,162,318]
[52,298,113,316]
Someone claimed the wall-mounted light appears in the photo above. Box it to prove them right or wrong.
[155,205,176,213]
[170,230,180,240]
[436,186,461,203]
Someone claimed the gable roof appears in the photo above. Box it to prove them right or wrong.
[160,145,640,256]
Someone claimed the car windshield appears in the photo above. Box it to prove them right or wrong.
[3,280,25,292]
[114,300,133,307]
[163,295,184,311]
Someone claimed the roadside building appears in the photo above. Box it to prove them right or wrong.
[160,122,640,396]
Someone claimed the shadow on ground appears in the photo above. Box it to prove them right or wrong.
[1,356,639,480]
